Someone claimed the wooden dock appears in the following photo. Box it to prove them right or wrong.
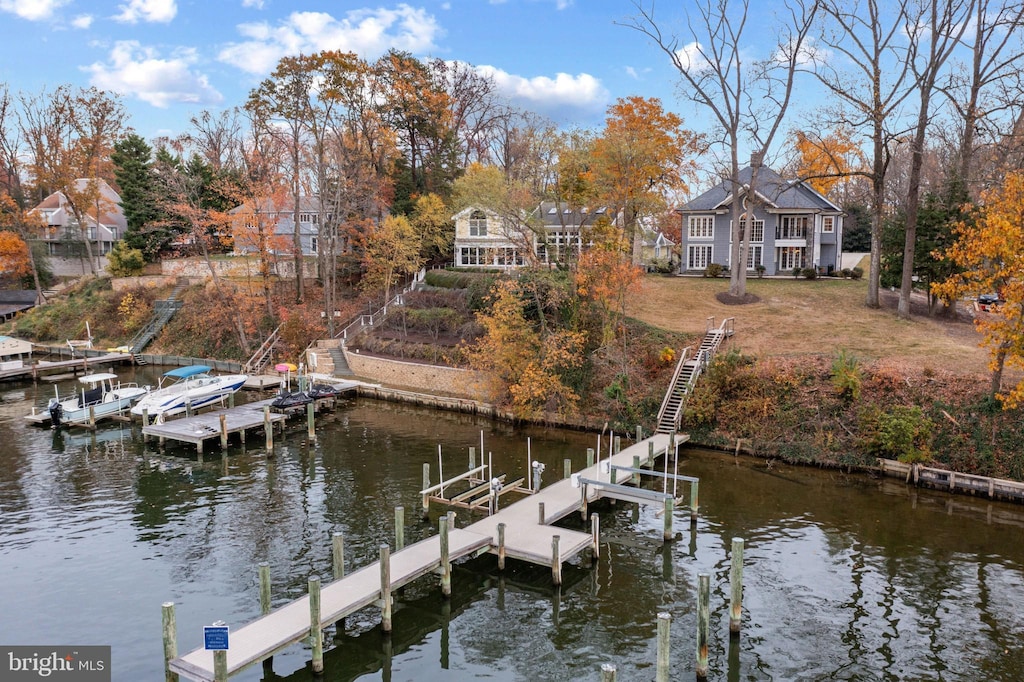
[878,458,1024,502]
[142,398,286,453]
[167,432,688,681]
[0,353,128,383]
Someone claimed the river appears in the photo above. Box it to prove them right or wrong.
[0,367,1021,681]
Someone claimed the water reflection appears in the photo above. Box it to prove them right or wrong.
[0,382,1022,680]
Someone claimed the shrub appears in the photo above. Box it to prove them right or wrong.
[859,405,933,463]
[831,349,862,402]
[802,267,818,280]
[755,264,766,278]
[107,240,145,277]
[704,263,725,278]
[840,268,852,279]
[850,266,864,280]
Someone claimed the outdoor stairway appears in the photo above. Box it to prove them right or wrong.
[244,326,281,376]
[127,279,188,355]
[328,346,352,375]
[655,317,734,435]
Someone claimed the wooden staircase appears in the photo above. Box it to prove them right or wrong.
[127,279,188,355]
[655,317,734,435]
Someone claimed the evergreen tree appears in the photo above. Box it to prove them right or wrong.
[111,133,159,257]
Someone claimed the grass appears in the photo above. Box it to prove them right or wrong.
[629,275,992,376]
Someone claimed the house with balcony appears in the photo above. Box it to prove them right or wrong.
[675,164,844,275]
[29,178,125,257]
[452,201,624,269]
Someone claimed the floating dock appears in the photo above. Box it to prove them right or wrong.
[166,433,691,681]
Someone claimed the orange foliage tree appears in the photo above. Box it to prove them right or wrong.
[790,128,863,197]
[575,219,645,348]
[932,171,1024,404]
[0,228,31,283]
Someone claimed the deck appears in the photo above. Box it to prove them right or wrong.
[167,432,687,681]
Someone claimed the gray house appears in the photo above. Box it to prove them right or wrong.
[228,197,322,257]
[676,164,844,275]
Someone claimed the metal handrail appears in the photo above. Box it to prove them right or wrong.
[244,325,281,375]
[334,268,426,343]
[656,346,692,428]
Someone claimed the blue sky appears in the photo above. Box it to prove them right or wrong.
[0,0,701,140]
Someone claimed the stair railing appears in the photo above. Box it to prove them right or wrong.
[334,268,425,343]
[244,325,281,375]
[656,346,692,430]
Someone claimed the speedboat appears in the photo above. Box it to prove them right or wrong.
[129,365,247,422]
[44,372,149,428]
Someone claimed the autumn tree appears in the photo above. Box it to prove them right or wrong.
[451,163,543,265]
[360,214,423,304]
[465,278,585,421]
[0,202,33,286]
[932,172,1024,402]
[787,128,863,198]
[409,192,453,263]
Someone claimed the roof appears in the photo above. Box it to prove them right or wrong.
[678,166,842,213]
[229,196,325,215]
[535,201,619,228]
[164,365,211,378]
[30,179,126,230]
[0,335,32,354]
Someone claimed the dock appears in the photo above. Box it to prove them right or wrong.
[166,433,690,681]
[0,352,128,383]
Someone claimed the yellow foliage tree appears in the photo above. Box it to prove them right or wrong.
[932,171,1024,405]
[575,220,644,347]
[791,129,862,197]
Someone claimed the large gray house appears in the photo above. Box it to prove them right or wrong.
[675,164,844,275]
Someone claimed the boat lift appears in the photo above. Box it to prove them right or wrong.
[420,437,534,516]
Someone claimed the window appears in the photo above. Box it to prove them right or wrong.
[688,216,714,239]
[731,218,764,242]
[745,245,763,269]
[777,216,808,239]
[822,216,834,233]
[688,245,713,270]
[310,236,318,254]
[497,248,523,266]
[468,210,488,237]
[460,246,488,266]
[776,246,803,271]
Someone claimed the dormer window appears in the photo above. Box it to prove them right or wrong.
[468,210,488,237]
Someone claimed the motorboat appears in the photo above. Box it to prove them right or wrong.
[306,383,343,400]
[270,389,313,410]
[42,372,149,428]
[129,365,247,422]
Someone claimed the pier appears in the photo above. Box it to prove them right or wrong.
[165,432,693,681]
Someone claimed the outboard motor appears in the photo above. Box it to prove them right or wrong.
[48,398,63,429]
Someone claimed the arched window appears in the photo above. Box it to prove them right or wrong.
[468,210,488,237]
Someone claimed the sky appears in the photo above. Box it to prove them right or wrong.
[0,0,707,141]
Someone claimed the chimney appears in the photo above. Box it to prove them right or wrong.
[750,151,763,168]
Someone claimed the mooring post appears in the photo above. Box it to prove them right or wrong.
[263,406,273,452]
[600,662,617,681]
[649,440,655,466]
[306,402,315,442]
[468,446,475,470]
[690,480,699,525]
[730,538,744,636]
[219,414,228,450]
[632,455,641,484]
[551,534,562,585]
[439,515,451,596]
[309,575,323,674]
[564,457,572,480]
[332,533,345,580]
[213,650,226,682]
[259,562,271,615]
[657,611,671,682]
[614,435,621,454]
[636,425,642,442]
[697,573,710,679]
[380,545,392,632]
[394,506,405,551]
[664,497,674,541]
[538,501,545,525]
[591,513,600,563]
[228,392,234,409]
[185,398,192,419]
[421,463,430,517]
[497,522,506,571]
[89,405,96,429]
[161,602,178,682]
[587,447,595,468]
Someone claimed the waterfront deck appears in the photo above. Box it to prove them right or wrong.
[167,432,687,681]
[0,352,128,383]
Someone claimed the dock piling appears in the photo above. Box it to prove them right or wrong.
[306,402,315,442]
[213,650,226,682]
[664,497,674,541]
[690,480,699,525]
[332,533,345,580]
[564,458,572,480]
[161,602,178,682]
[633,455,641,484]
[591,513,600,562]
[538,502,545,525]
[697,574,710,679]
[730,538,744,635]
[600,663,617,681]
[259,562,271,615]
[219,414,228,450]
[380,545,392,632]
[657,611,671,682]
[421,463,430,516]
[468,446,475,470]
[309,576,323,674]
[439,515,451,596]
[551,535,562,585]
[263,406,273,452]
[587,448,595,468]
[395,506,405,551]
[497,522,506,570]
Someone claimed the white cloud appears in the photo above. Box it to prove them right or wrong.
[625,65,651,80]
[114,0,177,24]
[84,41,223,108]
[773,37,830,67]
[555,0,573,8]
[675,41,710,73]
[474,64,609,122]
[218,5,443,75]
[71,14,93,29]
[0,0,68,21]
[242,0,264,8]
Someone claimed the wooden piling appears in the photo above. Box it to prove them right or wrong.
[690,480,699,525]
[439,515,451,596]
[538,501,545,525]
[591,513,600,562]
[228,392,234,409]
[89,405,96,429]
[564,458,572,480]
[633,455,641,484]
[332,533,345,580]
[664,497,674,541]
[649,440,655,466]
[213,651,226,682]
[551,534,562,585]
[309,575,323,674]
[729,538,744,636]
[697,573,710,679]
[185,399,193,419]
[161,602,178,682]
[380,545,392,632]
[469,446,475,470]
[306,402,315,442]
[587,447,595,468]
[395,506,405,551]
[219,414,228,450]
[497,522,506,571]
[263,406,273,451]
[614,435,621,454]
[657,611,671,682]
[259,562,271,615]
[422,463,430,516]
[636,425,642,442]
[600,662,617,681]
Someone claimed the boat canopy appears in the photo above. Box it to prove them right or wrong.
[164,365,212,379]
[78,372,119,384]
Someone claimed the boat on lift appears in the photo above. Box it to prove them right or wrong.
[30,372,149,428]
[129,365,247,422]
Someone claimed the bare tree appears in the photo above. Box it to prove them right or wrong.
[627,0,818,298]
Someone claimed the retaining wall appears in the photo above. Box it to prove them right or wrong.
[343,349,489,401]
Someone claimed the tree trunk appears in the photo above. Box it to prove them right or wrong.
[898,95,932,320]
[867,127,884,308]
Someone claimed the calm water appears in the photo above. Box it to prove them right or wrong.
[0,368,1022,681]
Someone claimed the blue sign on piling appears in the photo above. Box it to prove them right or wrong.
[204,625,230,651]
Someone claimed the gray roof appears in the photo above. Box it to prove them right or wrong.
[678,166,841,213]
[534,201,617,228]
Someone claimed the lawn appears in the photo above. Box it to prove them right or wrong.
[629,275,993,376]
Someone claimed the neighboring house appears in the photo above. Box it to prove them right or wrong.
[228,197,322,257]
[29,178,126,257]
[640,228,677,268]
[675,163,844,275]
[451,201,622,269]
[0,291,39,320]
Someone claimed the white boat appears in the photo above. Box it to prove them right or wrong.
[39,372,149,428]
[129,365,248,422]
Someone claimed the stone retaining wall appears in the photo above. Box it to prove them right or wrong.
[343,349,489,401]
[160,256,317,279]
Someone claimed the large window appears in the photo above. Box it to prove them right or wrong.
[460,247,488,266]
[688,215,715,239]
[468,210,488,237]
[745,244,763,269]
[310,236,318,254]
[776,246,803,271]
[822,216,835,233]
[778,216,808,239]
[688,245,713,270]
[732,218,764,242]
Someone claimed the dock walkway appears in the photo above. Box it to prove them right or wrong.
[168,432,685,681]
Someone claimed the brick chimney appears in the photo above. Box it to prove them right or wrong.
[750,151,763,168]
